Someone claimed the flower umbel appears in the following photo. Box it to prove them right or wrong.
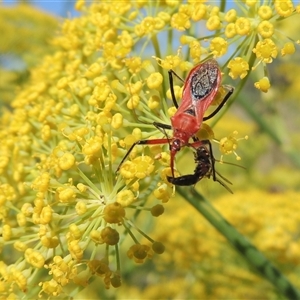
[0,0,298,299]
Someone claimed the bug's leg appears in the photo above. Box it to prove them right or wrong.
[168,69,184,109]
[214,170,233,194]
[116,138,169,173]
[153,122,172,131]
[204,140,217,182]
[204,140,234,193]
[203,85,234,121]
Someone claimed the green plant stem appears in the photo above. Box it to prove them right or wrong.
[176,186,300,300]
[238,95,300,168]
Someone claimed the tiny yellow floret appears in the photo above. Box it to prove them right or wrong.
[170,12,191,31]
[148,95,160,110]
[254,77,271,93]
[57,187,76,203]
[275,0,294,17]
[281,42,295,56]
[191,3,206,21]
[258,5,273,19]
[127,244,152,263]
[25,248,45,268]
[206,15,221,31]
[224,9,237,22]
[116,190,135,207]
[75,201,87,215]
[101,227,120,245]
[58,153,75,170]
[14,241,28,252]
[225,23,236,38]
[146,72,163,89]
[210,37,228,57]
[153,183,171,203]
[253,39,278,63]
[3,224,12,241]
[257,21,274,38]
[40,205,53,224]
[228,57,249,79]
[235,17,251,35]
[111,113,123,129]
[103,202,126,224]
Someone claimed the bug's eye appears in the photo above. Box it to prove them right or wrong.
[172,139,181,151]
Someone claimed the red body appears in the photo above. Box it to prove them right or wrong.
[169,59,222,174]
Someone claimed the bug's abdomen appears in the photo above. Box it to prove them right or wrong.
[191,60,219,100]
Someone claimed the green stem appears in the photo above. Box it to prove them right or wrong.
[238,95,300,168]
[176,186,300,300]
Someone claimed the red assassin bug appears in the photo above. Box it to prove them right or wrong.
[117,59,234,179]
[167,140,233,193]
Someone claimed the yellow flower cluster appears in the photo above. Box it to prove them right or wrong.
[221,0,298,92]
[114,190,300,299]
[0,0,298,298]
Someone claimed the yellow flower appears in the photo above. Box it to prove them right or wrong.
[281,42,296,56]
[225,23,236,38]
[235,17,251,35]
[116,190,136,207]
[224,9,237,22]
[58,152,75,170]
[257,20,274,38]
[147,72,164,89]
[252,38,278,63]
[103,202,126,224]
[170,12,191,31]
[258,5,273,20]
[228,57,249,79]
[100,227,120,246]
[274,0,294,17]
[210,37,228,57]
[127,244,153,263]
[189,40,202,62]
[254,77,271,93]
[217,131,248,161]
[206,15,221,31]
[191,3,206,21]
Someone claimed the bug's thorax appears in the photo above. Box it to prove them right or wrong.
[170,113,199,138]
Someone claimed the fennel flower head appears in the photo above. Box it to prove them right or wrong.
[0,0,299,298]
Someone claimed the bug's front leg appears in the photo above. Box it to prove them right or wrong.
[116,138,170,173]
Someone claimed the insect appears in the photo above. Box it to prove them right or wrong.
[167,141,233,193]
[117,59,234,179]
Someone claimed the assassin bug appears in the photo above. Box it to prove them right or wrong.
[167,141,233,193]
[117,59,234,180]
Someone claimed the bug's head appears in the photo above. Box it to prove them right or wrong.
[170,138,181,152]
